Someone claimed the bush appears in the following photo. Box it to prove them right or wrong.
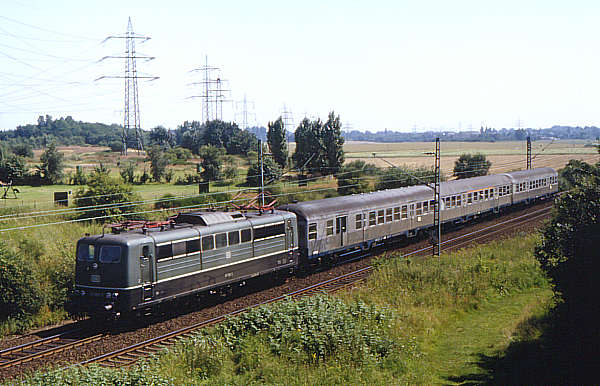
[0,242,43,319]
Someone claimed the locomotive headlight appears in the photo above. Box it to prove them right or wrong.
[112,292,119,298]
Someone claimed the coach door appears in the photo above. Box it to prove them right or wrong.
[336,215,348,247]
[140,244,154,302]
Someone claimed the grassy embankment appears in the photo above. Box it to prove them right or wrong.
[19,233,555,385]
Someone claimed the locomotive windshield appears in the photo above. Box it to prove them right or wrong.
[76,243,122,263]
[98,245,122,264]
[77,243,95,261]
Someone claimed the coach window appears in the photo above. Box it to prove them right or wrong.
[202,235,214,251]
[467,192,472,204]
[386,208,393,222]
[484,190,488,200]
[228,231,240,246]
[308,224,317,240]
[369,211,376,226]
[186,239,200,254]
[423,201,429,214]
[393,207,400,221]
[451,196,456,208]
[457,195,462,206]
[416,202,422,216]
[401,205,408,219]
[430,200,436,210]
[479,191,484,200]
[355,214,363,229]
[377,210,384,224]
[326,220,334,236]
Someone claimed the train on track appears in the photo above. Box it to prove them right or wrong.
[72,167,558,317]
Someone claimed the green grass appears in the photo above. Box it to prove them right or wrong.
[14,233,557,385]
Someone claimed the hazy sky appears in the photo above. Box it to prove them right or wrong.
[1,0,599,132]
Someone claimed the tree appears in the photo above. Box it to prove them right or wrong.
[246,155,283,187]
[293,118,325,174]
[322,111,345,175]
[267,117,288,169]
[119,161,136,184]
[453,153,491,179]
[11,143,33,158]
[534,163,599,378]
[145,146,170,182]
[198,145,224,182]
[375,165,442,190]
[337,160,373,195]
[38,142,65,184]
[0,154,27,184]
[74,169,141,221]
[149,126,174,148]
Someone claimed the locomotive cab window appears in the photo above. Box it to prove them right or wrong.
[308,223,317,240]
[77,243,95,261]
[99,245,122,264]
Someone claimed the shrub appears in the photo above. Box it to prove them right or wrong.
[0,242,43,319]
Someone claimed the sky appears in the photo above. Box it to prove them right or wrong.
[1,0,600,132]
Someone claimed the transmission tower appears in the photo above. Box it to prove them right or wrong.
[189,57,231,122]
[281,104,294,134]
[97,17,158,154]
[235,94,256,129]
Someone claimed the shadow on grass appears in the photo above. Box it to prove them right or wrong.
[447,303,600,385]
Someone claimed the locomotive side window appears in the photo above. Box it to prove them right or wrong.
[308,224,317,240]
[173,241,186,257]
[326,220,334,236]
[77,243,95,261]
[186,239,200,254]
[99,245,122,264]
[254,223,285,240]
[355,214,363,229]
[215,233,227,248]
[241,229,252,243]
[202,235,214,251]
[228,231,240,245]
[157,244,172,260]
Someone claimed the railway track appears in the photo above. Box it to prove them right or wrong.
[74,203,552,369]
[0,328,103,370]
